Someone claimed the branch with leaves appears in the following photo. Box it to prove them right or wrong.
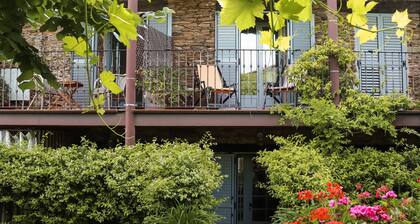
[218,0,412,50]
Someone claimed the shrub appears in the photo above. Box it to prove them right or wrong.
[256,136,332,206]
[0,139,223,224]
[329,147,413,194]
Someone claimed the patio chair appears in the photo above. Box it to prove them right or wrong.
[196,64,239,108]
[263,64,296,108]
[93,74,126,108]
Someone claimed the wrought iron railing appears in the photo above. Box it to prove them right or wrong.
[0,50,416,111]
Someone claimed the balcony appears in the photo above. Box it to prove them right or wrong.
[1,49,416,112]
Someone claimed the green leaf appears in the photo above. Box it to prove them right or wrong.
[218,0,265,31]
[62,36,89,57]
[268,12,285,31]
[346,0,378,26]
[18,81,35,90]
[355,25,377,44]
[92,94,106,115]
[295,0,312,22]
[100,71,123,94]
[275,0,305,21]
[275,35,291,51]
[108,0,141,48]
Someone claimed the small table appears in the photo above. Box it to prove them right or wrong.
[50,80,84,109]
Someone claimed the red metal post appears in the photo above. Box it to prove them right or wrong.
[327,0,340,105]
[125,0,138,145]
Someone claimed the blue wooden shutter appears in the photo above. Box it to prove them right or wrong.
[146,14,172,50]
[356,14,406,95]
[214,154,235,224]
[216,12,239,86]
[288,19,315,64]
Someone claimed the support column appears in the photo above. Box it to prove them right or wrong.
[328,0,340,105]
[125,0,138,146]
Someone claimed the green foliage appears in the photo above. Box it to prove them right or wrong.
[0,140,222,224]
[256,136,332,206]
[144,204,221,224]
[273,89,414,151]
[329,147,413,193]
[287,40,358,100]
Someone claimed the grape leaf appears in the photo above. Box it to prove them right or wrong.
[218,0,265,31]
[108,0,141,48]
[92,94,106,115]
[346,0,377,26]
[392,10,411,29]
[260,30,276,48]
[62,36,89,57]
[268,12,285,31]
[275,35,291,51]
[355,25,377,44]
[396,29,404,38]
[295,0,312,22]
[100,71,123,94]
[275,0,305,21]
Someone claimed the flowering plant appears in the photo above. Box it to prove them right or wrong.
[275,181,419,224]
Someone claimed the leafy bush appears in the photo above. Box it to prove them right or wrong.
[329,147,413,193]
[256,136,332,206]
[0,140,223,224]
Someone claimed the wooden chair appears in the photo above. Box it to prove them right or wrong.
[196,65,239,108]
[263,64,296,108]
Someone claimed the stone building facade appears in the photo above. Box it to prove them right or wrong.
[18,0,420,101]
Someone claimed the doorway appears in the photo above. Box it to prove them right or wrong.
[215,154,278,224]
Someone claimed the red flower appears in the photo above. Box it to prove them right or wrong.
[376,185,390,198]
[355,183,363,191]
[310,207,331,221]
[288,222,301,224]
[326,221,343,224]
[326,182,344,199]
[315,191,327,201]
[417,177,420,183]
[297,190,314,201]
[357,191,371,200]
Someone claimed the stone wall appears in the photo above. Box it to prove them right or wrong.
[22,25,72,81]
[407,13,420,101]
[167,0,216,53]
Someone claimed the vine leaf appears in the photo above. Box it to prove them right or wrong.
[62,36,89,57]
[275,0,305,21]
[268,12,286,31]
[100,71,123,94]
[108,0,141,48]
[295,0,312,22]
[276,35,291,51]
[92,94,106,115]
[392,10,411,29]
[260,31,275,48]
[346,0,377,26]
[218,0,265,31]
[396,29,405,38]
[356,25,377,44]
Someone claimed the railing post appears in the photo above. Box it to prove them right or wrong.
[125,0,137,146]
[328,0,340,105]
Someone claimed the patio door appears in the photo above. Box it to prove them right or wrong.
[215,154,236,224]
[239,23,280,109]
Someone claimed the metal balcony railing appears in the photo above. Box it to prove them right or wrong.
[0,50,416,111]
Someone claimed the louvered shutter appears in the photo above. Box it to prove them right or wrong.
[288,19,315,64]
[146,14,172,50]
[214,154,235,224]
[356,14,381,95]
[216,12,239,86]
[356,14,406,95]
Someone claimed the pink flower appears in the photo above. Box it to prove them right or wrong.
[329,199,336,208]
[382,191,397,199]
[350,205,391,222]
[338,196,351,205]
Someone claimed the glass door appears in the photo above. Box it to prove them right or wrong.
[239,24,279,108]
[236,155,277,224]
